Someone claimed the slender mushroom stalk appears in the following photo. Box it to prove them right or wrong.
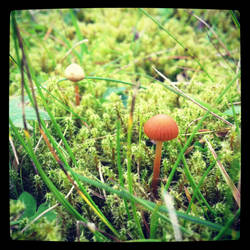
[144,114,179,198]
[74,84,80,106]
[151,140,163,194]
[64,63,85,106]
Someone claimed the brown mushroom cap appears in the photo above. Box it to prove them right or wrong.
[144,114,179,142]
[65,63,85,82]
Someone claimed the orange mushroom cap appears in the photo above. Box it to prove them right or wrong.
[144,114,179,142]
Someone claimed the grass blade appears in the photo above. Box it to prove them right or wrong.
[162,67,240,193]
[9,118,108,242]
[73,171,237,236]
[12,22,120,238]
[213,208,240,240]
[116,119,132,220]
[61,39,88,63]
[126,82,145,239]
[10,48,120,237]
[69,9,88,60]
[164,113,209,192]
[178,143,217,216]
[205,138,240,208]
[162,191,182,241]
[185,159,217,217]
[153,66,233,126]
[10,11,21,67]
[230,10,240,29]
[139,8,214,82]
[149,203,161,239]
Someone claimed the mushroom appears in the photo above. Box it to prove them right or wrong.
[144,114,179,198]
[65,63,85,106]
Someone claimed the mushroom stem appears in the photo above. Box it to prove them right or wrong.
[75,84,80,106]
[151,140,163,197]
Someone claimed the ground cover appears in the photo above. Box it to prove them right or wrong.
[9,8,240,242]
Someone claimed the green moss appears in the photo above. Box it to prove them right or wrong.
[10,198,62,241]
[10,8,240,241]
[10,199,26,220]
[12,218,62,241]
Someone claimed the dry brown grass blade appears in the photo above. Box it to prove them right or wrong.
[205,137,240,208]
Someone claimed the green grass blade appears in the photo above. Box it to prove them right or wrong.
[13,31,120,238]
[83,76,147,89]
[35,93,120,238]
[205,138,240,208]
[230,10,240,29]
[9,118,108,242]
[178,143,216,216]
[139,8,185,50]
[185,159,217,216]
[216,72,241,103]
[149,203,161,239]
[72,172,191,235]
[10,11,21,67]
[126,93,145,239]
[73,171,237,236]
[213,208,240,240]
[164,69,240,192]
[125,239,163,242]
[230,99,240,135]
[165,113,209,192]
[69,9,88,59]
[116,120,123,186]
[116,120,131,220]
[139,8,214,82]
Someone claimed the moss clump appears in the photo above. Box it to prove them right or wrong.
[10,8,240,241]
[10,199,62,241]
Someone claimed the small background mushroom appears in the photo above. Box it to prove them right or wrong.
[65,63,85,106]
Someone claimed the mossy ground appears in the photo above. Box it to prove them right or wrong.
[9,8,240,241]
